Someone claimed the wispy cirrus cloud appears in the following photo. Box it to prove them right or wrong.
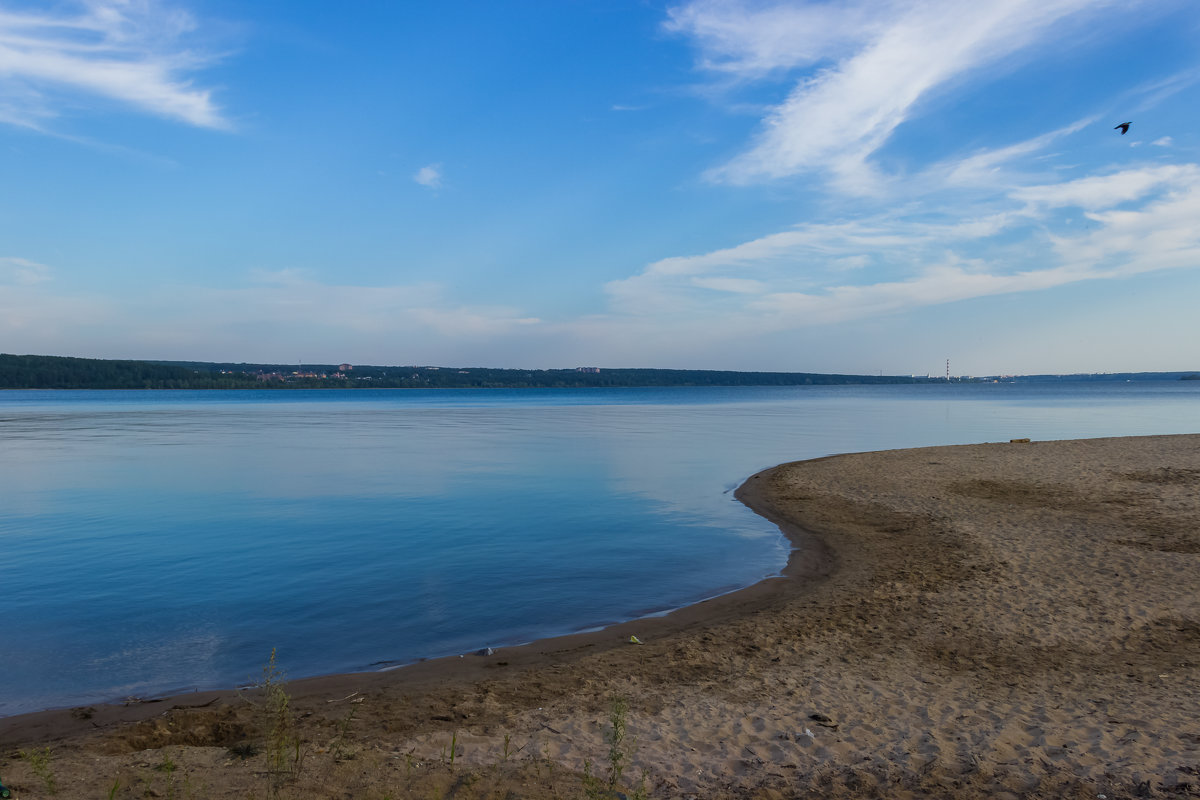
[0,0,228,131]
[0,255,51,284]
[1012,164,1199,212]
[764,170,1200,326]
[668,0,1121,193]
[1127,66,1200,115]
[747,258,1089,325]
[1050,170,1200,275]
[930,117,1094,191]
[664,0,884,79]
[606,163,1200,330]
[610,0,1200,365]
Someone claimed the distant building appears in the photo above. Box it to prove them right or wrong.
[575,367,601,373]
[339,363,353,371]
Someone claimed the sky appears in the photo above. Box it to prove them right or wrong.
[2,0,1199,376]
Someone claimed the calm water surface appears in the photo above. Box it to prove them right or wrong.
[2,382,1198,715]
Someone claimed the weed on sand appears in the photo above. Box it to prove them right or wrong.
[254,648,306,797]
[582,697,648,800]
[19,747,57,796]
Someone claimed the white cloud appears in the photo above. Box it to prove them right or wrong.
[622,216,997,293]
[664,0,883,78]
[749,258,1089,325]
[1011,164,1200,212]
[0,256,51,285]
[0,0,227,131]
[612,1,1200,371]
[691,276,765,293]
[1152,136,1173,147]
[413,163,443,189]
[637,222,921,280]
[607,218,963,318]
[1051,177,1200,276]
[1129,66,1200,114]
[831,255,870,271]
[934,117,1094,190]
[670,0,1108,192]
[604,161,1200,335]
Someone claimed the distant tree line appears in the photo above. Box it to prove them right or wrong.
[156,361,937,388]
[1010,372,1200,382]
[3,354,939,390]
[0,354,260,389]
[7,354,1196,390]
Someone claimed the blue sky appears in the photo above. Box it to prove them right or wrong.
[2,0,1199,375]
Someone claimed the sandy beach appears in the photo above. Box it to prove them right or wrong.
[3,434,1199,799]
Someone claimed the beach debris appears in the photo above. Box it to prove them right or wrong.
[629,635,644,645]
[0,777,10,799]
[1010,438,1031,443]
[782,727,817,744]
[169,697,218,710]
[327,692,361,703]
[476,647,495,656]
[809,712,839,730]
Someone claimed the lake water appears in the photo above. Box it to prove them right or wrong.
[2,382,1198,716]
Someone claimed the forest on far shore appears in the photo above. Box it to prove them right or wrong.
[5,353,1195,390]
[0,354,262,389]
[2,353,936,390]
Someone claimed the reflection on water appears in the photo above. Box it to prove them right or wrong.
[1,382,1198,715]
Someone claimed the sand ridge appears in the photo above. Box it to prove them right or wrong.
[2,434,1199,798]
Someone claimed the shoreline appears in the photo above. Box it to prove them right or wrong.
[3,434,1199,799]
[0,457,834,740]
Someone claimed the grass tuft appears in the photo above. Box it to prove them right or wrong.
[582,696,648,800]
[256,648,305,797]
[20,746,57,796]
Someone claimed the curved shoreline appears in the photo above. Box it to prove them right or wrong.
[4,434,1200,799]
[0,457,834,742]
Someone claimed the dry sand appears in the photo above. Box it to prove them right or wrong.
[2,434,1199,799]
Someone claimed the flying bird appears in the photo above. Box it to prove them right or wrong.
[1115,121,1132,135]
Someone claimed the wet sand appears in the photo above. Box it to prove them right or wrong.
[2,434,1199,799]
